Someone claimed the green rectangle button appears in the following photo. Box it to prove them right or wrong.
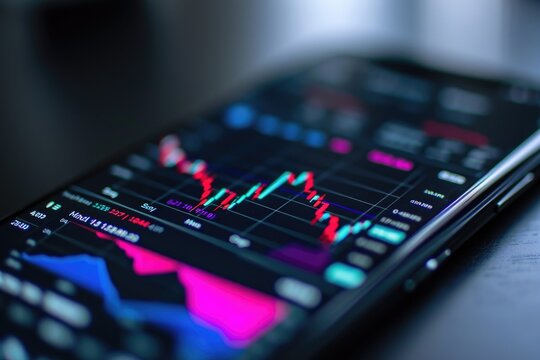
[368,224,406,245]
[324,262,366,289]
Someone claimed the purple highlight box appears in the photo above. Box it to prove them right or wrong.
[270,244,331,273]
[329,137,352,154]
[367,149,414,172]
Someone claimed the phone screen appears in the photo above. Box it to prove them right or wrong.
[0,58,539,359]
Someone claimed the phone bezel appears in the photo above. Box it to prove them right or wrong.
[1,55,540,359]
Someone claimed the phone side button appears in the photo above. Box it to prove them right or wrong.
[496,172,536,211]
[403,248,452,293]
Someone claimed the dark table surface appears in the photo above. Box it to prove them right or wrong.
[2,3,540,359]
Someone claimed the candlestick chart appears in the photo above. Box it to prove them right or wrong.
[158,134,373,245]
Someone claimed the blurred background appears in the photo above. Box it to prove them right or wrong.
[2,1,540,359]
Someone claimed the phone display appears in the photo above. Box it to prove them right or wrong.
[1,58,539,359]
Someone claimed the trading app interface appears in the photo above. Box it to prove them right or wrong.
[0,58,539,359]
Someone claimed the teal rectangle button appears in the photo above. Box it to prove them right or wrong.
[368,224,406,245]
[324,262,366,289]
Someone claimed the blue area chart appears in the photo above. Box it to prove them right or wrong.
[22,253,238,360]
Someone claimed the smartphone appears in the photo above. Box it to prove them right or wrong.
[1,56,540,359]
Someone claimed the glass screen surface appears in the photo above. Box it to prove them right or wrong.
[0,58,539,359]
